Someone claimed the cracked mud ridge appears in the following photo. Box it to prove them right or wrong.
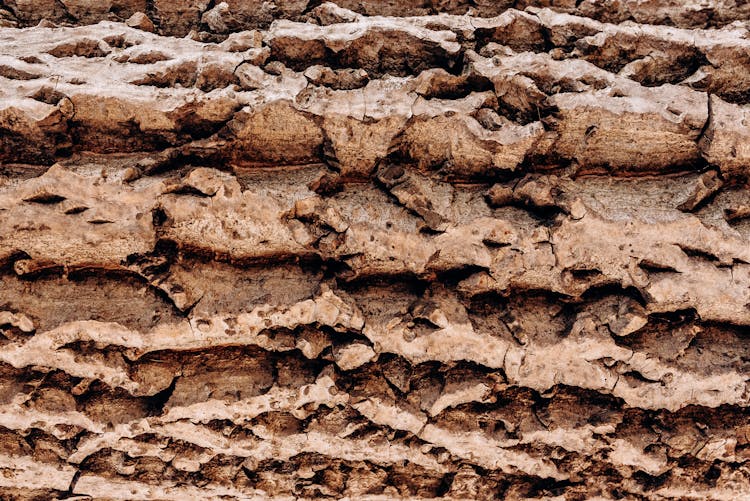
[2,0,750,499]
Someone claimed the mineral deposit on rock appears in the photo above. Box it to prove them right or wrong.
[1,0,750,499]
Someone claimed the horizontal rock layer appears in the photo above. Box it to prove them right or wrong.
[2,2,750,500]
[3,0,750,34]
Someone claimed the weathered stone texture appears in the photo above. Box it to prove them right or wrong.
[2,1,750,500]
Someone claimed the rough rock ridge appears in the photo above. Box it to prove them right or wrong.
[2,1,750,500]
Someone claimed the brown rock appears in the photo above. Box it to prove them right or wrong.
[126,12,155,32]
[1,4,750,500]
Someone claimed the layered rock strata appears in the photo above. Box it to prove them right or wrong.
[1,1,750,499]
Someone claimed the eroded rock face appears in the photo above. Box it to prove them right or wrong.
[1,1,750,500]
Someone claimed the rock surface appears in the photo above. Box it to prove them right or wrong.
[2,1,750,500]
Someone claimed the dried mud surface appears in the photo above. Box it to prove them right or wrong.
[2,1,750,499]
